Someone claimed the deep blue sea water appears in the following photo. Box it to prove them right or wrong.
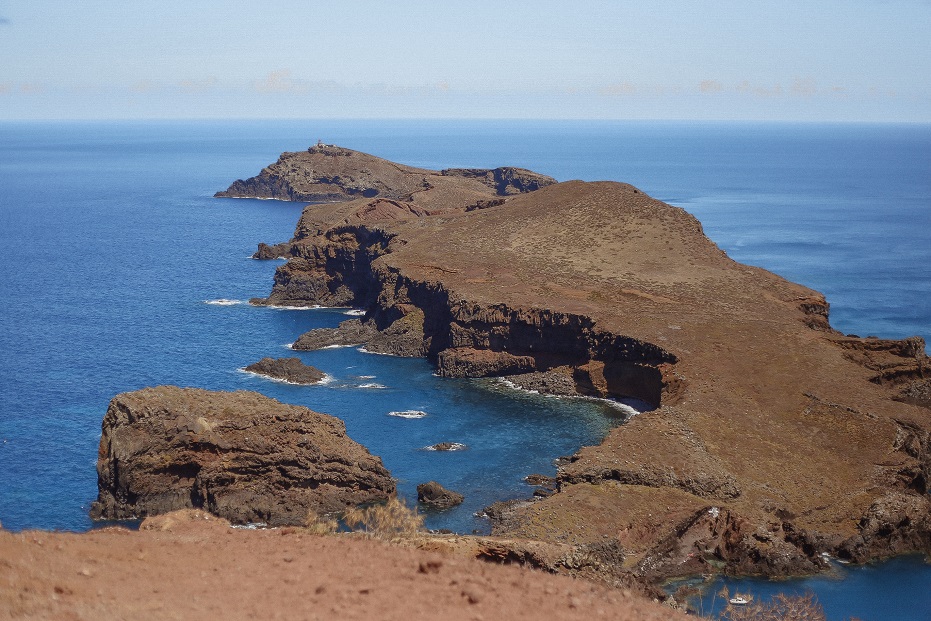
[1,120,929,620]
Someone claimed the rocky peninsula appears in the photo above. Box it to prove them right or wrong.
[224,145,931,581]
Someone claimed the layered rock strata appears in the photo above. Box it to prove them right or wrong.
[90,386,395,526]
[221,146,931,581]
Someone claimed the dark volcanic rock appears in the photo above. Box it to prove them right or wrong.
[524,474,556,486]
[837,491,931,562]
[441,166,558,195]
[292,312,427,358]
[292,319,379,350]
[426,442,467,451]
[364,309,428,357]
[253,241,293,260]
[436,348,537,378]
[89,386,395,526]
[504,367,580,396]
[244,357,325,384]
[417,481,464,509]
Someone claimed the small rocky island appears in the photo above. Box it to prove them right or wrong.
[90,386,395,526]
[244,356,325,384]
[216,144,931,582]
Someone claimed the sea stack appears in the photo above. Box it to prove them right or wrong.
[90,386,395,526]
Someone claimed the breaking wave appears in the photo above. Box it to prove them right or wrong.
[237,367,332,386]
[423,442,467,451]
[388,410,428,419]
[204,298,244,306]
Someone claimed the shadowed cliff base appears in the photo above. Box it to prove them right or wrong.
[221,145,931,583]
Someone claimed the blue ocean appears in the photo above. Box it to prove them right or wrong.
[1,120,929,619]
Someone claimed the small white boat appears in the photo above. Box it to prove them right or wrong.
[729,596,750,606]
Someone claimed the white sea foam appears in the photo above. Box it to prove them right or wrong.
[423,442,467,451]
[358,382,387,389]
[344,309,367,316]
[494,378,645,417]
[204,298,244,306]
[322,344,352,349]
[356,346,398,356]
[231,522,269,530]
[267,304,322,311]
[388,410,428,419]
[497,378,540,395]
[357,375,376,379]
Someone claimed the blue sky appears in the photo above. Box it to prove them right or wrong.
[1,1,929,121]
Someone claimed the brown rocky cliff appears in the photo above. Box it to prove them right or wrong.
[90,386,395,526]
[224,152,931,581]
[215,143,556,204]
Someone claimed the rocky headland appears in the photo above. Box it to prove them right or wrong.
[90,386,395,526]
[222,145,931,583]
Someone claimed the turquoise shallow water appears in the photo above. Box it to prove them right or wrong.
[0,120,929,619]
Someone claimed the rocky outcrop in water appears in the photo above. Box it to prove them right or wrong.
[292,319,379,350]
[90,386,395,526]
[244,357,325,384]
[417,481,464,509]
[220,148,931,582]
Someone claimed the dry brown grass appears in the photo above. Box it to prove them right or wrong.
[303,510,339,535]
[342,497,425,541]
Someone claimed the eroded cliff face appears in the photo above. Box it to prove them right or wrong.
[266,223,680,407]
[223,149,931,582]
[90,386,395,526]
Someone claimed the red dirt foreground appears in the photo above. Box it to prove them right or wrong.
[0,511,680,621]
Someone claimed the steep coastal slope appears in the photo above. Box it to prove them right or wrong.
[224,146,931,580]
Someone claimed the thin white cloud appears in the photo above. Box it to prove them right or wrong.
[178,77,218,94]
[597,82,637,96]
[791,77,817,97]
[253,70,309,94]
[131,80,160,94]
